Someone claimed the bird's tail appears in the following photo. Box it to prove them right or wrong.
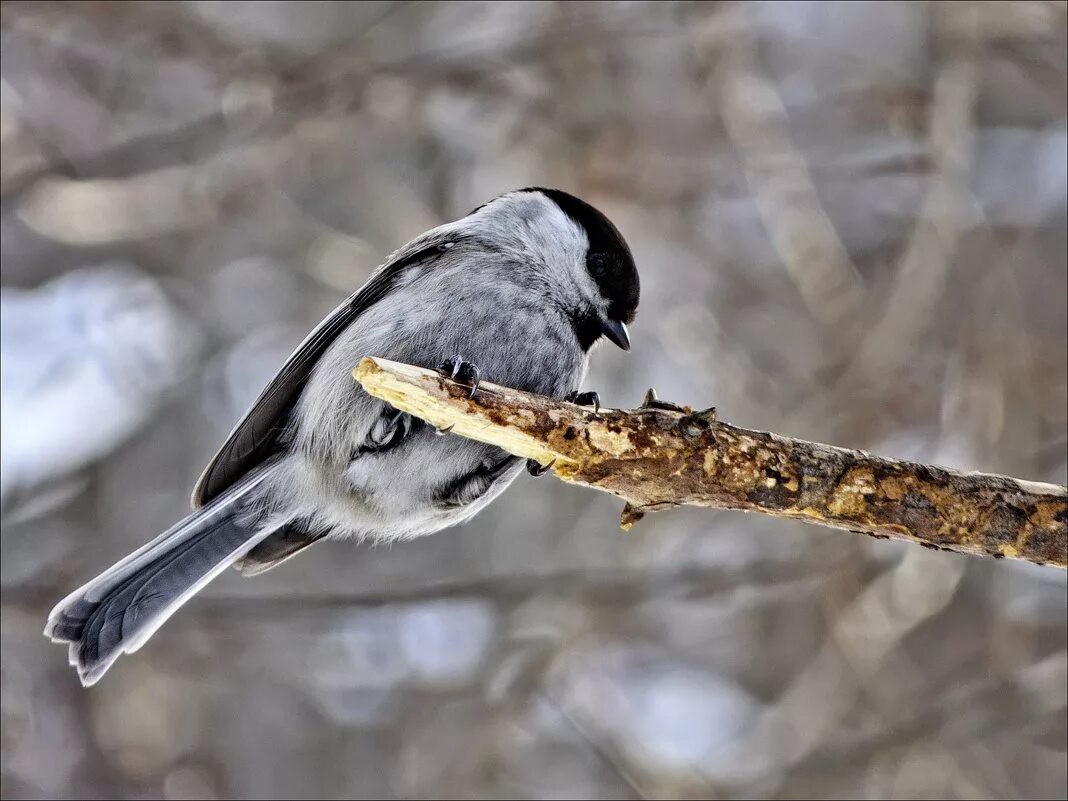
[44,468,277,686]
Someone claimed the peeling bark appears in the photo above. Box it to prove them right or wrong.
[353,357,1068,569]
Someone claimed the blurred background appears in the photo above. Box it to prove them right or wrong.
[1,1,1066,798]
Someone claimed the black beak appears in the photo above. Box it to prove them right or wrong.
[601,318,631,351]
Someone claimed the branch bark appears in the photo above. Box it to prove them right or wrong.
[353,357,1067,569]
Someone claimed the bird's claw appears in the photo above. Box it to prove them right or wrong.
[354,407,412,458]
[434,424,455,437]
[437,355,481,400]
[566,390,601,415]
[526,457,556,477]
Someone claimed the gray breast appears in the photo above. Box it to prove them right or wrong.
[270,249,588,540]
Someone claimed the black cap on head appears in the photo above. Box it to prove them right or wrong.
[523,187,641,327]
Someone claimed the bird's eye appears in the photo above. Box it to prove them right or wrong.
[589,253,608,277]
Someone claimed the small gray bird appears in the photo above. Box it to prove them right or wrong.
[44,187,640,686]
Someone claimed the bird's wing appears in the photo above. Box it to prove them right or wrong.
[191,233,457,508]
[231,524,329,576]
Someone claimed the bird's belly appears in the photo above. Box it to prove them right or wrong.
[283,430,518,542]
[287,295,589,540]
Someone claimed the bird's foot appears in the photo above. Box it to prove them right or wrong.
[526,458,556,477]
[566,390,600,414]
[437,355,481,400]
[354,407,412,457]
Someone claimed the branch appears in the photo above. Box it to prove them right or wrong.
[353,358,1067,569]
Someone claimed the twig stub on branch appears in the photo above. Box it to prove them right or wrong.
[353,357,1068,569]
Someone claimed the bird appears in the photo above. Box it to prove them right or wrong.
[44,187,640,686]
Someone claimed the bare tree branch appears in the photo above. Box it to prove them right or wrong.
[353,357,1067,569]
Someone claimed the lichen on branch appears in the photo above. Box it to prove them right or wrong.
[353,357,1068,569]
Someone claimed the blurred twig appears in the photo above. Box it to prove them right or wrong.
[539,689,651,800]
[798,649,1067,778]
[716,6,866,331]
[2,555,847,617]
[354,357,1068,569]
[0,1,677,194]
[843,4,982,385]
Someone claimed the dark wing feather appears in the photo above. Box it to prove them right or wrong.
[191,237,452,508]
[232,524,329,576]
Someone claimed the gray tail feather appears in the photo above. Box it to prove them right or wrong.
[44,470,276,686]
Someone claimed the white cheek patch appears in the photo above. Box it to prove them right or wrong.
[478,192,605,314]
